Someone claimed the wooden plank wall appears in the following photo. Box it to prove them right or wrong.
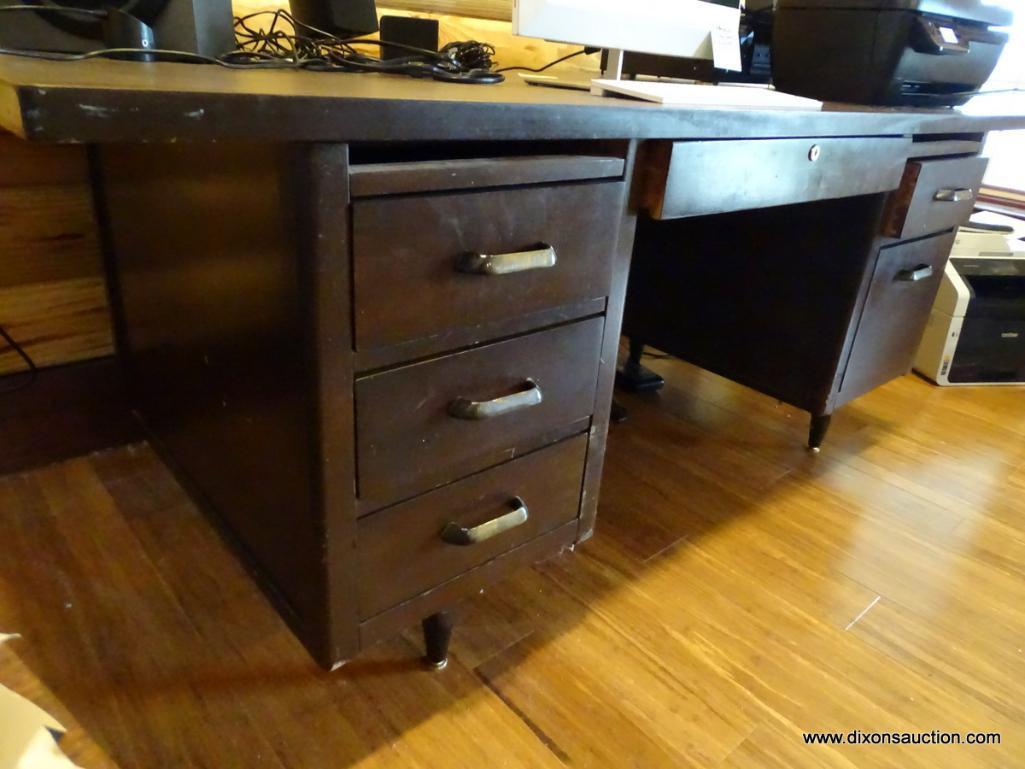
[0,134,114,376]
[386,0,510,20]
[237,1,593,71]
[0,2,593,378]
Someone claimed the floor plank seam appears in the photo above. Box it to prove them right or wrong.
[473,666,573,766]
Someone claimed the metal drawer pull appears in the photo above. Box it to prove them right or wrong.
[934,188,974,203]
[896,265,935,283]
[441,497,529,546]
[458,245,557,275]
[449,381,543,420]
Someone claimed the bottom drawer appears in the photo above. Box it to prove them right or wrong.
[356,434,588,619]
[841,231,956,399]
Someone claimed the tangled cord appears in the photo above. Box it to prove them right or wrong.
[228,9,502,83]
[0,6,502,83]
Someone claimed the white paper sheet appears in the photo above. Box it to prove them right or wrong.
[591,79,823,110]
[1,635,83,769]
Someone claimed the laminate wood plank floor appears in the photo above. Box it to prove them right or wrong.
[1,358,1024,768]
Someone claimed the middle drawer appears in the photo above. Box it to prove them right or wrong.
[356,317,604,510]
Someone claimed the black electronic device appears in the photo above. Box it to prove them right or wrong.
[102,8,156,59]
[946,257,1025,384]
[0,0,235,57]
[598,8,773,85]
[379,15,438,60]
[770,0,1015,106]
[288,0,379,37]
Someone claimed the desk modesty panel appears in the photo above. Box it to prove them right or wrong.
[2,56,1023,669]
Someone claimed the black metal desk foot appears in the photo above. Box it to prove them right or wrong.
[808,414,832,452]
[422,611,454,670]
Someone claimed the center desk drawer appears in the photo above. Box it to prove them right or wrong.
[357,434,587,619]
[356,317,604,510]
[352,183,623,351]
[643,137,910,220]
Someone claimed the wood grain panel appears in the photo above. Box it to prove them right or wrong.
[383,0,511,20]
[355,317,603,509]
[0,277,114,374]
[0,183,105,288]
[0,132,113,377]
[237,0,512,22]
[0,133,90,187]
[357,435,586,618]
[352,182,622,350]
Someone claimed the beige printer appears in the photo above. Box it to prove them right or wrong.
[915,213,1025,386]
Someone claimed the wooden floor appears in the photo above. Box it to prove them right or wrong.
[2,358,1025,769]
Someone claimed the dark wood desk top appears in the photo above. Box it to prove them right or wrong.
[2,55,1024,143]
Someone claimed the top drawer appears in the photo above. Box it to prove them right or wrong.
[642,137,910,220]
[352,181,625,352]
[883,156,989,240]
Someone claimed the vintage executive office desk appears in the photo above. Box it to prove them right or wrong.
[1,56,1022,670]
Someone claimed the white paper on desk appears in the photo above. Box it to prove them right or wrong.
[590,79,823,110]
[711,23,742,72]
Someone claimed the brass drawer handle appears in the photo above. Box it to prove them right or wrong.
[934,188,974,203]
[896,264,935,283]
[448,381,543,420]
[458,245,557,275]
[441,497,529,546]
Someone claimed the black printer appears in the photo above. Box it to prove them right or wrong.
[770,0,1015,106]
[915,245,1025,386]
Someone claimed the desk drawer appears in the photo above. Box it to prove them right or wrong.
[841,231,956,399]
[356,317,603,510]
[643,137,909,220]
[883,156,988,240]
[357,434,586,619]
[352,183,623,351]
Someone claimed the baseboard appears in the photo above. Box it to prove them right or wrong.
[0,357,139,475]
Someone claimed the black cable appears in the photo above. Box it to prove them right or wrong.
[229,8,502,83]
[0,325,38,395]
[0,7,504,83]
[0,4,108,18]
[0,43,503,79]
[496,48,593,74]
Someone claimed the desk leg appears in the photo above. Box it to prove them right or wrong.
[615,339,665,393]
[808,414,832,453]
[610,400,629,423]
[422,611,454,670]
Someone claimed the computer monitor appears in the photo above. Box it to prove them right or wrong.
[512,0,742,64]
[0,0,235,56]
